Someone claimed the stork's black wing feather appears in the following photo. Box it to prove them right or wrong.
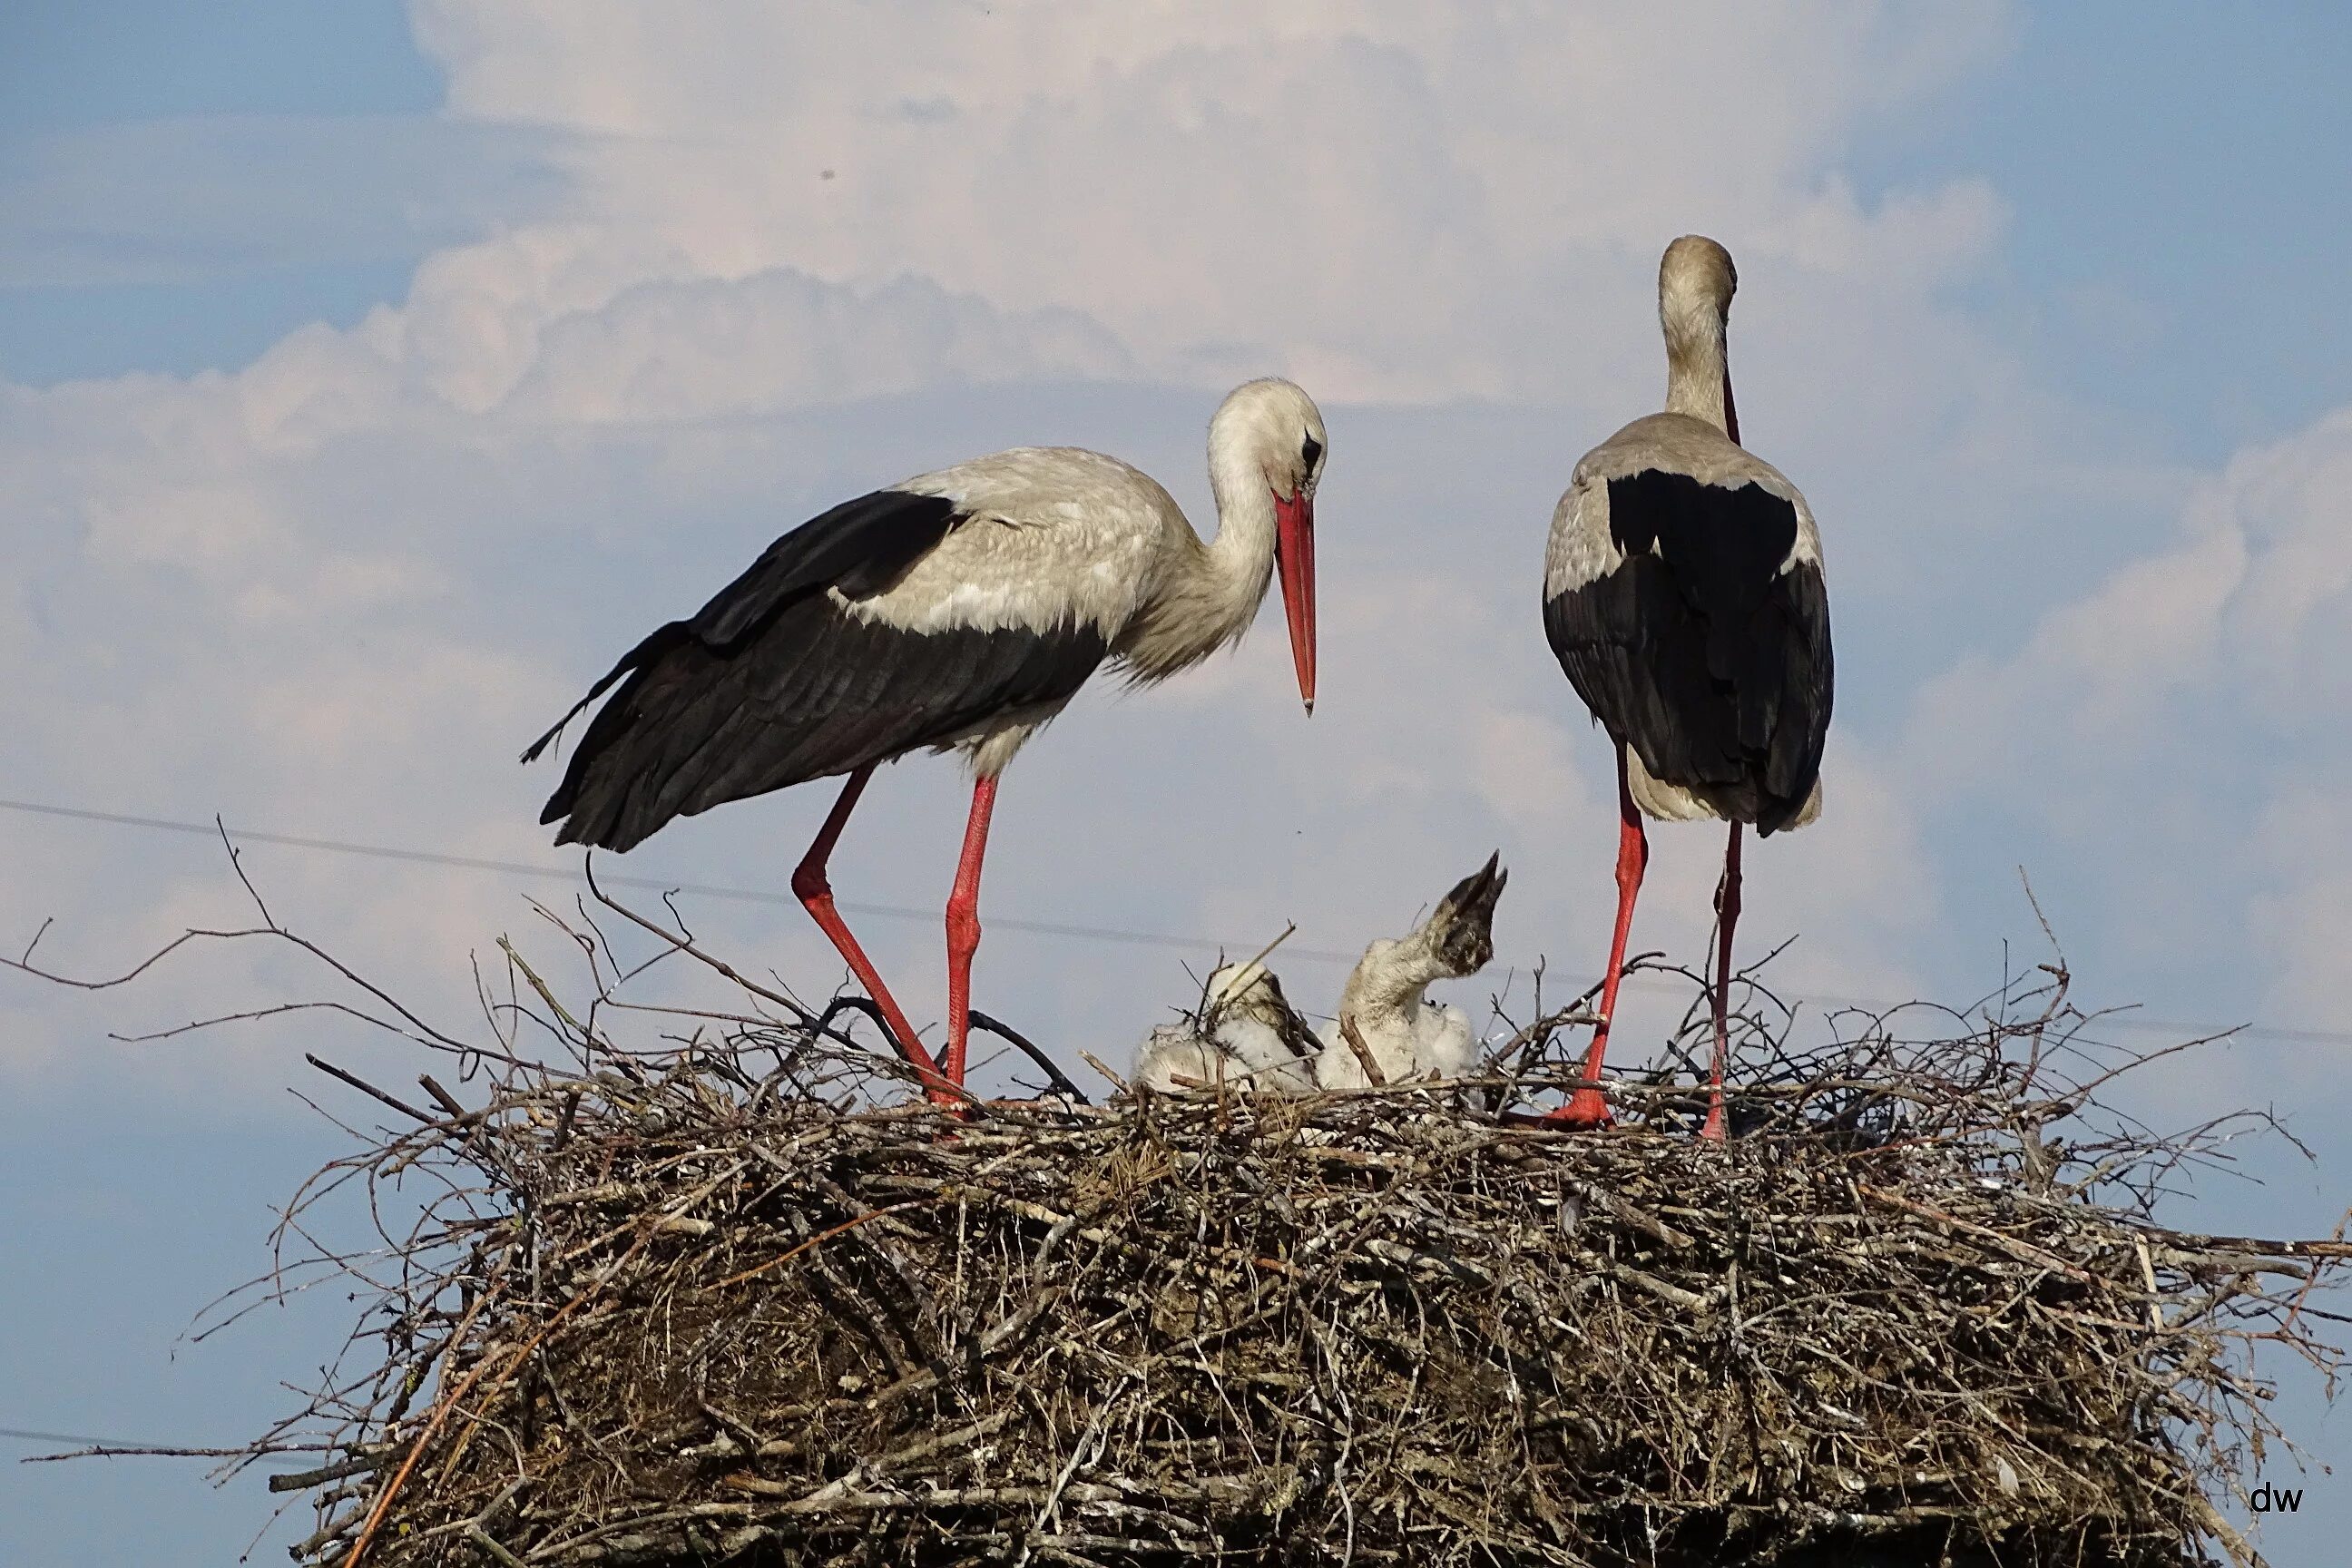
[520,490,963,767]
[689,489,965,645]
[527,489,1109,852]
[1544,470,1831,835]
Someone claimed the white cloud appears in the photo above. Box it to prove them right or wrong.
[0,260,1142,1098]
[2247,785,2352,1031]
[396,0,2012,403]
[1889,398,2352,1060]
[1906,402,2352,792]
[506,269,1134,423]
[2217,408,2352,703]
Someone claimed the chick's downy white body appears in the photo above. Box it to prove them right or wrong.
[1133,961,1320,1093]
[1313,995,1476,1090]
[1315,857,1506,1089]
[1132,859,1507,1097]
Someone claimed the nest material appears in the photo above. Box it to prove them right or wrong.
[11,836,2336,1567]
[238,896,2345,1568]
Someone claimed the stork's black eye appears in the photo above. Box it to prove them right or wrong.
[1301,434,1323,471]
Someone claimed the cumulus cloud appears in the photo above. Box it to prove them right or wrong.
[2218,408,2352,704]
[2246,786,2352,1030]
[1905,405,2352,783]
[397,0,2011,403]
[505,270,1134,423]
[0,263,1139,1095]
[1892,400,2352,1046]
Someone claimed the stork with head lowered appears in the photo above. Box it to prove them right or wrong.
[527,379,1328,1102]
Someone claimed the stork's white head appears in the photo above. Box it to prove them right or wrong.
[1660,234,1737,333]
[1658,235,1741,443]
[1203,959,1279,1015]
[1210,377,1326,714]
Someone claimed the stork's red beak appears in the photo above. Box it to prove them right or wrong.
[1273,490,1317,713]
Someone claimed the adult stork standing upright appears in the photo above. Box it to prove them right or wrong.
[1542,236,1832,1138]
[525,378,1328,1102]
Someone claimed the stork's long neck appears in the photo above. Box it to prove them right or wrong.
[1662,309,1734,437]
[1199,431,1282,639]
[1118,435,1279,681]
[1338,934,1446,1032]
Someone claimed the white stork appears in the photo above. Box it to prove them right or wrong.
[1315,854,1506,1089]
[525,378,1328,1102]
[1542,236,1832,1139]
[1133,960,1322,1094]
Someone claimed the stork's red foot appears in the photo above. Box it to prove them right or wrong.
[1547,1085,1615,1128]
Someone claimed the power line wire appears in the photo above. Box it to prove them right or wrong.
[1,795,2335,1048]
[0,1422,300,1464]
[0,796,1345,959]
[2,1424,146,1447]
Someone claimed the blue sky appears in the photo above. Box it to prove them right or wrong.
[5,3,2350,1562]
[0,0,549,380]
[1898,3,2352,460]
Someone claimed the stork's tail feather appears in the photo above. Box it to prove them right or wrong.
[520,697,591,767]
[523,628,702,848]
[519,628,681,766]
[536,703,679,849]
[542,767,664,851]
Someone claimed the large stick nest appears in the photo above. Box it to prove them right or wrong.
[225,891,2343,1568]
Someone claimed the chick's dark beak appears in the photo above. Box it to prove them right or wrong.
[1433,851,1507,976]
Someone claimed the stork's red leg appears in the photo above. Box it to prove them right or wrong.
[791,765,955,1103]
[942,774,998,1087]
[1700,821,1743,1142]
[1553,745,1646,1127]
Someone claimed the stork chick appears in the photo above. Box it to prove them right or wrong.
[1134,960,1320,1093]
[1315,855,1507,1090]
